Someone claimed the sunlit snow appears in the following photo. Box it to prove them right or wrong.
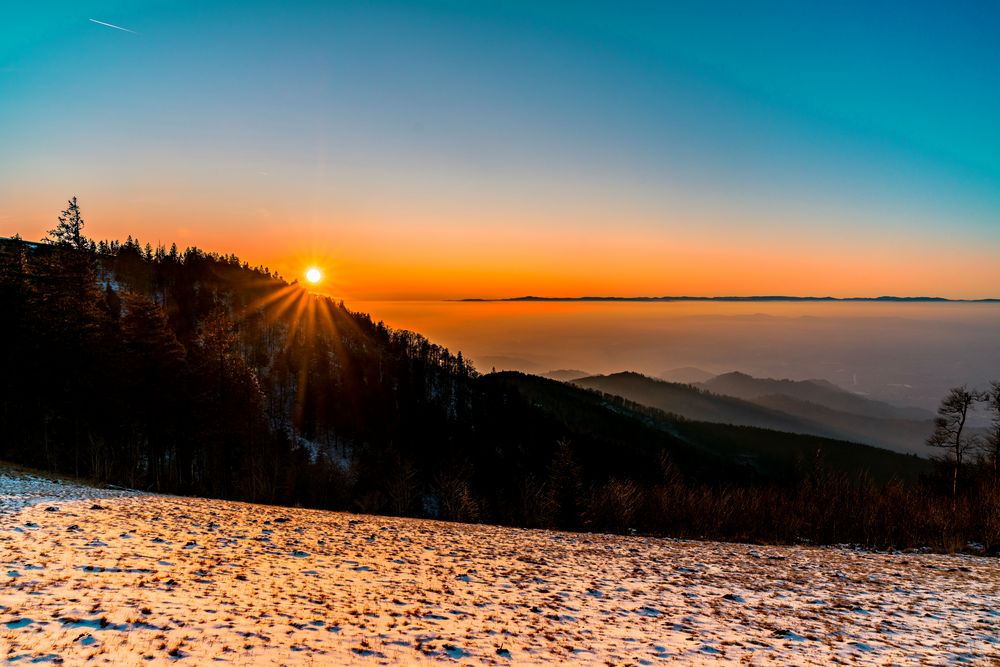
[1,468,997,664]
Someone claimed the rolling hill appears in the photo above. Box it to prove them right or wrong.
[504,372,929,483]
[701,372,933,421]
[573,372,816,434]
[542,369,592,382]
[571,371,934,456]
[658,366,717,384]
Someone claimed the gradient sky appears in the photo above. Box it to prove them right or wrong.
[2,1,998,299]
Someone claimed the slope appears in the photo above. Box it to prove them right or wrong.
[750,393,934,456]
[701,372,933,421]
[503,373,929,483]
[572,372,833,438]
[573,371,936,456]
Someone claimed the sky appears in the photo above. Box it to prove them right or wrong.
[1,0,998,299]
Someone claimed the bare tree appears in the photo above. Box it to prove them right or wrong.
[927,386,983,501]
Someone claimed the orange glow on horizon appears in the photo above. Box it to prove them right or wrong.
[2,194,998,302]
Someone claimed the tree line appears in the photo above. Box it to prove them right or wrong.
[1,197,998,554]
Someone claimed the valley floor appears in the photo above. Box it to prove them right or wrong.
[1,469,998,665]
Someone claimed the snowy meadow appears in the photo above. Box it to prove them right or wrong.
[1,469,998,665]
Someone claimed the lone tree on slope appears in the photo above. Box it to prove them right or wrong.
[927,386,983,502]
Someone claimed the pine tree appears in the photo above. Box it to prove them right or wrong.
[47,196,88,250]
[36,198,104,475]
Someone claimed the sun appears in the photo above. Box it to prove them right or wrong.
[305,267,322,284]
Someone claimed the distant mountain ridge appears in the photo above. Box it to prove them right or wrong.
[571,371,935,456]
[573,372,815,434]
[659,367,717,384]
[700,372,934,422]
[542,369,592,382]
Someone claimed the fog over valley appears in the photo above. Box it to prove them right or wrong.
[360,300,1000,413]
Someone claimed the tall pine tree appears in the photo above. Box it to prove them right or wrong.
[47,196,88,250]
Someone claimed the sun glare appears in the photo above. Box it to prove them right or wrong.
[306,268,322,284]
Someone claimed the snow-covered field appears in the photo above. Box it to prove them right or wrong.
[1,469,998,665]
[0,470,139,516]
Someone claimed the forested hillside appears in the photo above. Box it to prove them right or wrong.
[1,202,998,551]
[0,230,481,508]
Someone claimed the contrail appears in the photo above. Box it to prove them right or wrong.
[88,18,138,34]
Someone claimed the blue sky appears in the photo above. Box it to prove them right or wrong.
[1,1,998,297]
